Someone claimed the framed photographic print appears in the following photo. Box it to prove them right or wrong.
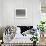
[15,8,27,18]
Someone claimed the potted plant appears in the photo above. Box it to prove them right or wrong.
[37,21,45,37]
[31,35,38,46]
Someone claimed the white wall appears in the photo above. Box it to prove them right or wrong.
[2,0,41,26]
[32,0,41,27]
[0,0,3,26]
